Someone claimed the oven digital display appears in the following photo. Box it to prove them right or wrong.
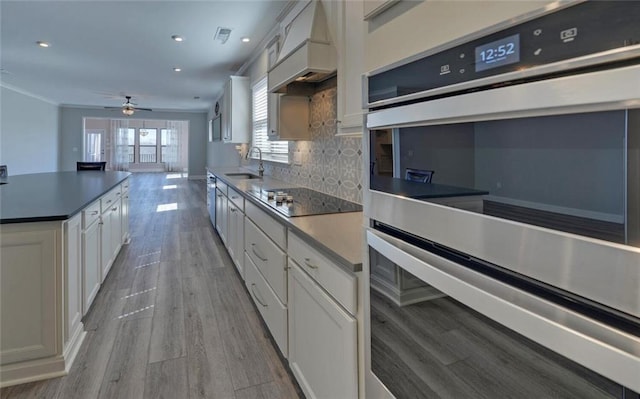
[475,34,520,72]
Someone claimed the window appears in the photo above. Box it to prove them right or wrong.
[139,128,157,163]
[125,128,135,163]
[251,76,289,163]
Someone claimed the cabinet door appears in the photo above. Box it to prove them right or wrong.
[288,261,358,399]
[227,203,245,278]
[109,197,122,262]
[100,211,112,282]
[337,1,365,134]
[82,220,101,315]
[215,189,228,244]
[268,93,280,140]
[121,190,130,243]
[222,80,231,141]
[64,214,83,349]
[1,228,58,365]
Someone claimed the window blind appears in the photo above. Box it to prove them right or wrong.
[252,76,289,163]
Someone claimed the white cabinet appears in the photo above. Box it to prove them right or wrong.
[227,188,245,279]
[64,213,83,351]
[245,218,287,303]
[215,187,228,245]
[288,260,358,399]
[268,95,311,141]
[222,75,251,143]
[100,188,122,282]
[121,180,130,243]
[82,210,101,315]
[1,226,59,366]
[336,0,365,135]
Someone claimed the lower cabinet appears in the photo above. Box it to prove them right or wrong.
[288,260,358,399]
[245,253,288,357]
[227,200,245,278]
[215,188,228,245]
[82,216,101,315]
[64,213,83,351]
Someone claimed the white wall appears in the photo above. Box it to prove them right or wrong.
[0,86,60,175]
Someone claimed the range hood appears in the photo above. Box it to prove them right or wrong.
[268,1,336,93]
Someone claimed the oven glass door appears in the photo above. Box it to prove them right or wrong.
[367,229,640,399]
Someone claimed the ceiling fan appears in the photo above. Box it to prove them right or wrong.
[105,96,152,116]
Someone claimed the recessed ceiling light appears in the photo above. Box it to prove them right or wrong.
[193,96,200,100]
[173,67,182,72]
[37,41,50,48]
[171,35,184,42]
[241,37,250,43]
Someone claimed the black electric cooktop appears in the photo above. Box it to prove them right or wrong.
[247,187,362,217]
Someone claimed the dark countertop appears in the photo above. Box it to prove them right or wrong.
[0,171,131,224]
[370,175,489,199]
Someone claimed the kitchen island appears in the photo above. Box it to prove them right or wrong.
[0,171,131,387]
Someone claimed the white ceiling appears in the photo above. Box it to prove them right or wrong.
[0,0,291,112]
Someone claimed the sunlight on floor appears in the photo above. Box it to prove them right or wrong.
[166,173,186,179]
[163,185,177,190]
[156,203,178,212]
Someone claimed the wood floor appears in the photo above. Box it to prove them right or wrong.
[1,173,302,399]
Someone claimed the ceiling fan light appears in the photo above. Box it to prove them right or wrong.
[122,107,134,116]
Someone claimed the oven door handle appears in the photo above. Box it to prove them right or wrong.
[366,228,640,392]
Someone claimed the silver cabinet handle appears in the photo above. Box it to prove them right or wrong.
[91,211,99,216]
[112,207,118,211]
[106,199,112,204]
[231,195,238,199]
[116,192,121,195]
[250,284,268,307]
[304,258,318,269]
[230,207,236,213]
[251,243,268,262]
[217,195,223,198]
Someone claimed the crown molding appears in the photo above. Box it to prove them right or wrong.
[0,82,60,106]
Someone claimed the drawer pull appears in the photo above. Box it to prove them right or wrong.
[230,207,237,213]
[304,258,318,269]
[116,192,121,195]
[251,243,268,262]
[231,195,239,199]
[112,207,118,212]
[91,211,99,216]
[217,195,223,198]
[250,284,268,308]
[106,199,112,204]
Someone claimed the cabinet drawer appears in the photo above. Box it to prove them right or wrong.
[288,232,357,315]
[245,218,287,303]
[216,179,228,196]
[245,253,288,358]
[245,200,286,249]
[228,187,244,212]
[120,178,130,193]
[82,201,101,229]
[100,188,121,214]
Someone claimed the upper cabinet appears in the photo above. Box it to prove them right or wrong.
[323,0,365,135]
[222,75,251,143]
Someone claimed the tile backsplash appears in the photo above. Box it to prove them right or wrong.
[262,86,363,204]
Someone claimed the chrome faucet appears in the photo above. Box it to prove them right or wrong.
[247,146,264,177]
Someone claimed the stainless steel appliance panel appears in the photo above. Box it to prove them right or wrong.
[367,189,640,320]
[367,229,640,396]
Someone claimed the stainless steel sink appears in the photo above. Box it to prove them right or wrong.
[225,172,261,180]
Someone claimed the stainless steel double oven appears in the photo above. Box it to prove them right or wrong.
[364,1,640,398]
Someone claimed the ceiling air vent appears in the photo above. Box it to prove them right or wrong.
[214,27,232,44]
